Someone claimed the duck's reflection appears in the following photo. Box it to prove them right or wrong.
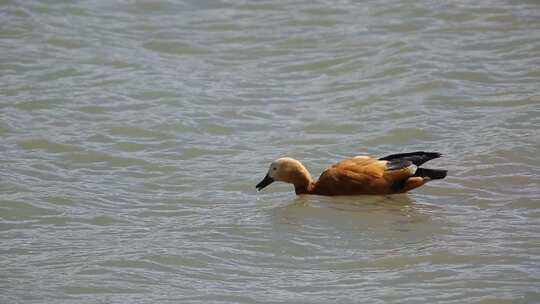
[292,193,415,212]
[271,194,435,232]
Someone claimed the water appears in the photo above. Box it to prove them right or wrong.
[1,0,540,303]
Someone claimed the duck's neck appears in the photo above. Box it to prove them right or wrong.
[294,182,316,195]
[291,164,315,195]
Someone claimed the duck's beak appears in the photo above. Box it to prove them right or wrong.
[256,174,274,191]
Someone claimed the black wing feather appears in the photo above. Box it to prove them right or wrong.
[379,151,441,166]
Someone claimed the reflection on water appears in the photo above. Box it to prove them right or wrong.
[2,0,540,303]
[273,194,435,238]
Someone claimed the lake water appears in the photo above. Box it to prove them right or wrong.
[1,0,540,303]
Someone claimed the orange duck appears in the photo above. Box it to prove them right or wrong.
[256,151,447,195]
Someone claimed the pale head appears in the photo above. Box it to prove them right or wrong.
[256,157,312,191]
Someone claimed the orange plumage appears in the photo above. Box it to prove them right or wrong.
[256,152,446,196]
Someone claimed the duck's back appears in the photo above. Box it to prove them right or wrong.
[311,156,393,195]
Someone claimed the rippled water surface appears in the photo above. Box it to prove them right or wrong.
[2,0,540,303]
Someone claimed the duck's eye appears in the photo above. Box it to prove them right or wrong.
[273,167,277,171]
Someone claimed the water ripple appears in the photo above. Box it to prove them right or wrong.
[1,0,540,303]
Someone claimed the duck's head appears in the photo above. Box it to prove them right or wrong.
[256,157,312,191]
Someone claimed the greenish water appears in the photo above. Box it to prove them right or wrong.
[1,1,540,303]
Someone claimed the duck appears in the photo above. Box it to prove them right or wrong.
[256,151,447,195]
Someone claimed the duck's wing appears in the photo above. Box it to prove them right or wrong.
[379,151,441,166]
[333,156,416,176]
[313,156,416,195]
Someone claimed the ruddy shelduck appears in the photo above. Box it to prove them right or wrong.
[256,151,447,195]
